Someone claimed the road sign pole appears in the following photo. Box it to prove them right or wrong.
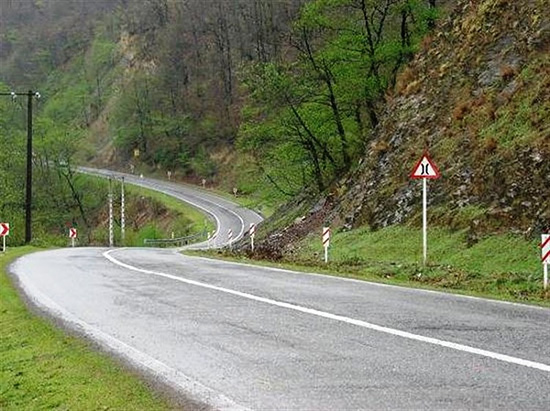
[2,235,5,253]
[423,178,428,266]
[71,237,75,248]
[121,177,125,245]
[544,263,548,290]
[410,151,440,267]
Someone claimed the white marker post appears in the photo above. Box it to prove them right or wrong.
[207,231,212,248]
[322,227,330,263]
[0,223,9,252]
[250,223,256,252]
[410,152,441,266]
[540,234,550,290]
[228,228,233,249]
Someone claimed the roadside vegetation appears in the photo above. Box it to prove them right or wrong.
[201,224,548,306]
[77,174,214,247]
[0,247,175,410]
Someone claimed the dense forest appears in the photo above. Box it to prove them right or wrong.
[2,0,548,251]
[1,0,439,221]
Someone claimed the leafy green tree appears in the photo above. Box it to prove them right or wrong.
[238,0,437,196]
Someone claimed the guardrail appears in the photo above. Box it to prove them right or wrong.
[143,230,207,247]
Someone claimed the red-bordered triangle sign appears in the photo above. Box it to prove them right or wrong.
[410,152,441,179]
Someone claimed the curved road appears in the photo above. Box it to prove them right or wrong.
[10,172,550,410]
[78,167,263,248]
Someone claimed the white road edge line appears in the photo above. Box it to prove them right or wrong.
[186,255,550,311]
[13,258,250,411]
[78,168,248,246]
[104,249,550,374]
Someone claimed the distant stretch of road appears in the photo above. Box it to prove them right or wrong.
[78,167,263,248]
[10,170,550,410]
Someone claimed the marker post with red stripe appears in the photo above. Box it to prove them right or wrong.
[540,234,550,289]
[249,223,256,252]
[322,227,330,263]
[0,223,10,252]
[228,228,233,249]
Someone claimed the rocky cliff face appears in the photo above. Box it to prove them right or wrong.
[332,0,550,237]
[253,0,550,259]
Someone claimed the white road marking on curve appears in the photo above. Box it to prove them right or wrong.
[104,249,550,374]
[13,258,249,411]
[79,168,248,246]
[188,255,550,311]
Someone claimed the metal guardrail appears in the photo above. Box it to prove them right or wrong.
[144,230,206,247]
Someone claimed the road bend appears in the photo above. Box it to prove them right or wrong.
[10,170,550,410]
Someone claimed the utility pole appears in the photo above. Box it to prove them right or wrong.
[25,90,33,244]
[120,176,125,245]
[0,90,40,244]
[109,177,114,247]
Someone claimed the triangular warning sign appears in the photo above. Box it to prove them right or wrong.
[410,152,440,179]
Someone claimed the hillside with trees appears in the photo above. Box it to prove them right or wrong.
[0,0,440,242]
[2,0,548,256]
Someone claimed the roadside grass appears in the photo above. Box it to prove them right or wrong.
[0,247,175,410]
[125,184,216,238]
[193,225,549,306]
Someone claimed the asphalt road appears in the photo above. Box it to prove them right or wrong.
[10,173,550,410]
[78,167,263,248]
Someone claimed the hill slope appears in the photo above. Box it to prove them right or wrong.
[334,0,550,237]
[250,0,550,258]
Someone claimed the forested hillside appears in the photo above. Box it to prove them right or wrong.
[4,0,546,251]
[252,0,550,259]
[1,0,438,194]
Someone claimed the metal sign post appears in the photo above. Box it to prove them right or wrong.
[228,228,233,249]
[322,227,330,263]
[420,174,430,266]
[410,152,441,266]
[545,264,548,291]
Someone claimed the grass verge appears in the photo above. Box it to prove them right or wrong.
[125,183,216,237]
[0,247,175,410]
[190,225,550,307]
